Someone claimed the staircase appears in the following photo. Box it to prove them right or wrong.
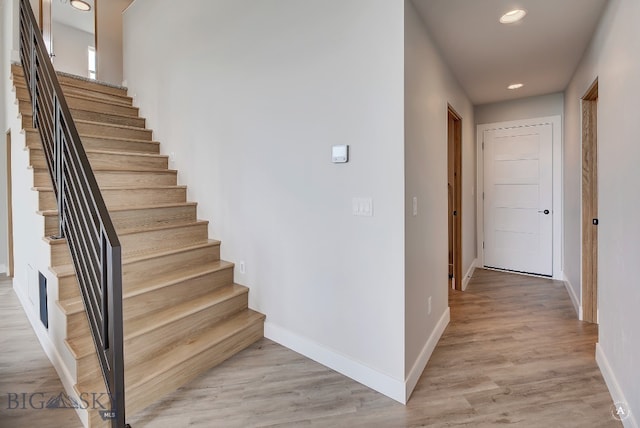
[11,64,265,427]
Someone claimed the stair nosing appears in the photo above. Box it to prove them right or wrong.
[126,310,264,391]
[15,82,136,109]
[79,310,265,395]
[38,201,196,217]
[50,236,222,278]
[67,284,248,358]
[25,128,158,145]
[32,166,177,174]
[59,258,232,315]
[28,144,166,159]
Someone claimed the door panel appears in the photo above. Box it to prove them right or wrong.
[484,123,553,276]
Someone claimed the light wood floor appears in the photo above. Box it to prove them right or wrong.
[0,270,620,427]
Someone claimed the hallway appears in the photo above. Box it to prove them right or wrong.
[0,270,619,427]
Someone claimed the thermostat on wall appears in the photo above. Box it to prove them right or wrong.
[332,145,349,163]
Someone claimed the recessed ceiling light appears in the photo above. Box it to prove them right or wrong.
[70,0,91,12]
[508,83,524,90]
[500,9,527,24]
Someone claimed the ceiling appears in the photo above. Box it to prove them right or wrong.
[53,0,95,35]
[412,0,609,105]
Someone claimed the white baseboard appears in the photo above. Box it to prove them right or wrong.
[596,343,638,428]
[562,272,581,319]
[264,321,406,404]
[0,264,6,274]
[12,279,88,427]
[462,259,478,291]
[405,307,450,400]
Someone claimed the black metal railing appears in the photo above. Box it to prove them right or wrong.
[18,1,127,426]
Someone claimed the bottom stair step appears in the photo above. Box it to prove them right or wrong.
[81,309,265,418]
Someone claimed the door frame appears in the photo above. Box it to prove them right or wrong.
[447,106,463,290]
[476,116,563,280]
[581,79,598,323]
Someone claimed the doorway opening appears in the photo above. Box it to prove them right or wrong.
[582,79,598,323]
[448,106,462,291]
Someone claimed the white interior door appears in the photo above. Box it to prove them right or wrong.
[483,123,553,276]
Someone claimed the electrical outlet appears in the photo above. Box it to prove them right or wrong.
[428,296,432,315]
[239,261,246,274]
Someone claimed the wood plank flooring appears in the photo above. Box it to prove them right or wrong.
[0,270,620,427]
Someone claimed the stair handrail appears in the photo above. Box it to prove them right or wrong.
[18,1,127,426]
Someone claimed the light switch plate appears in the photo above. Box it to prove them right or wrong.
[352,198,373,217]
[332,145,349,163]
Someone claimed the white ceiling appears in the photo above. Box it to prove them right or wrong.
[412,0,608,105]
[53,0,95,35]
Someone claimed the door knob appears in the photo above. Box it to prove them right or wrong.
[538,209,550,215]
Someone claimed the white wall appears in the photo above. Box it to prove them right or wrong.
[52,21,94,78]
[475,92,564,125]
[0,0,8,274]
[404,0,475,396]
[124,0,407,401]
[96,0,131,85]
[564,0,640,425]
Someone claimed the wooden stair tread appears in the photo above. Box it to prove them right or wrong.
[34,185,186,192]
[128,309,264,389]
[58,256,231,315]
[32,166,177,175]
[28,145,166,160]
[27,142,169,158]
[22,107,142,123]
[82,309,264,394]
[12,64,128,97]
[38,201,194,217]
[25,127,156,145]
[45,219,208,258]
[15,81,134,108]
[65,284,249,359]
[50,239,224,278]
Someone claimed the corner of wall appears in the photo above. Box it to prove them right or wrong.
[461,258,477,291]
[562,271,581,319]
[264,321,406,404]
[596,344,639,428]
[404,307,450,402]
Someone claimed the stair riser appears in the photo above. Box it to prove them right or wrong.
[51,222,208,269]
[126,321,264,415]
[124,266,232,321]
[75,121,152,141]
[44,204,197,249]
[58,274,79,301]
[25,130,159,154]
[125,292,248,371]
[56,245,222,302]
[20,103,145,128]
[62,86,133,106]
[38,187,186,211]
[13,78,132,106]
[12,65,128,97]
[34,168,177,188]
[66,266,234,342]
[44,215,57,237]
[122,245,221,288]
[119,222,210,258]
[15,85,138,117]
[29,149,168,170]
